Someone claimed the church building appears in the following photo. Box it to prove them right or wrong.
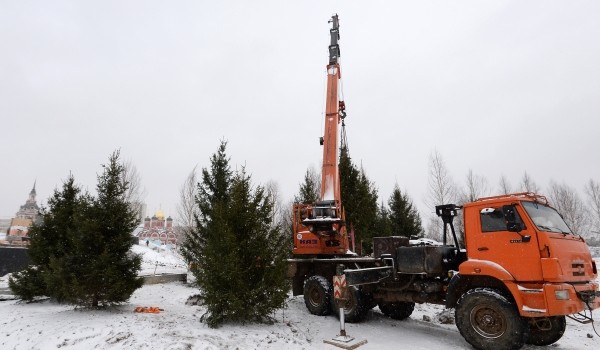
[137,209,178,247]
[4,182,40,245]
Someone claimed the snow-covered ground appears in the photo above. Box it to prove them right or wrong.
[132,242,188,276]
[0,244,598,350]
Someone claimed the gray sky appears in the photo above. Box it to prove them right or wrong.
[1,1,599,221]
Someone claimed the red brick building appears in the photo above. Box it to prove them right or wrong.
[137,210,177,246]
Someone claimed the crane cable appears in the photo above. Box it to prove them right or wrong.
[340,113,349,155]
[339,75,349,155]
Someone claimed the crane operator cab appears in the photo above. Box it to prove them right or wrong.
[302,200,344,235]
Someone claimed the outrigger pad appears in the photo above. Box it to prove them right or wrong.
[323,337,368,349]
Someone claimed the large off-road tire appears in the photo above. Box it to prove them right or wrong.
[303,275,333,316]
[363,292,378,309]
[335,286,369,323]
[455,288,528,350]
[378,301,415,320]
[526,316,566,346]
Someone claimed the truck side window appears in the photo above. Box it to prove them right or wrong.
[480,208,524,232]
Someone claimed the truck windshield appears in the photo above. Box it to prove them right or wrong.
[521,201,572,234]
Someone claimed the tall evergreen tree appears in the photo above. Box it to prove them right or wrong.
[388,185,424,238]
[339,147,378,254]
[220,169,288,325]
[66,150,143,307]
[9,175,89,301]
[373,201,393,238]
[27,175,82,266]
[181,141,233,284]
[182,141,289,327]
[10,152,143,307]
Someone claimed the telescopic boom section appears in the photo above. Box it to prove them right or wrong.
[292,14,349,256]
[321,14,342,202]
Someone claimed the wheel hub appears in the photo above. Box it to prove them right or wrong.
[482,315,494,325]
[470,305,506,339]
[309,288,323,307]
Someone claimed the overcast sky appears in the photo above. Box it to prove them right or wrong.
[1,1,599,222]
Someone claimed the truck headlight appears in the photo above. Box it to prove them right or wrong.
[555,290,569,300]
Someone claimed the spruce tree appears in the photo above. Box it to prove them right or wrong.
[294,168,320,204]
[373,201,393,237]
[388,184,424,238]
[182,141,289,327]
[10,153,142,306]
[9,175,89,301]
[69,150,143,307]
[218,169,288,326]
[339,147,378,254]
[181,141,233,285]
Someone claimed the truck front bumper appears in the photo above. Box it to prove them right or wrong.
[544,282,600,316]
[516,281,599,317]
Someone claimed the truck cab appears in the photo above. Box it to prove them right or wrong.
[458,192,599,318]
[436,192,600,350]
[329,192,599,350]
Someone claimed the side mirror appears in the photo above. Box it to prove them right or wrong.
[502,205,531,242]
[502,205,521,232]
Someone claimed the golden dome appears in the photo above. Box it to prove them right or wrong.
[154,209,165,220]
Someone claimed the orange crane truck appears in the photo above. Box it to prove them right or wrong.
[287,15,600,350]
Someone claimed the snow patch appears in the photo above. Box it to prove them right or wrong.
[522,305,547,313]
[517,285,543,293]
[132,242,187,275]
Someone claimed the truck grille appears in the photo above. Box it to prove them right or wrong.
[572,261,585,277]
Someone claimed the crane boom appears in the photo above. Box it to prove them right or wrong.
[320,14,343,202]
[292,14,350,256]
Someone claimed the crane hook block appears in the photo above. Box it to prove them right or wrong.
[328,14,340,65]
[338,101,347,119]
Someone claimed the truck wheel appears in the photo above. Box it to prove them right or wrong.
[526,316,566,346]
[455,288,527,350]
[303,275,332,316]
[335,286,369,322]
[365,293,378,309]
[378,302,415,320]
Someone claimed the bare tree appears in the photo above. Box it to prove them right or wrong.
[263,180,294,252]
[279,198,294,232]
[548,180,590,236]
[584,179,600,238]
[459,169,490,203]
[177,166,198,228]
[425,216,442,242]
[121,159,146,224]
[176,166,199,242]
[425,149,457,241]
[265,180,283,229]
[498,174,512,195]
[520,171,540,193]
[426,149,457,208]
